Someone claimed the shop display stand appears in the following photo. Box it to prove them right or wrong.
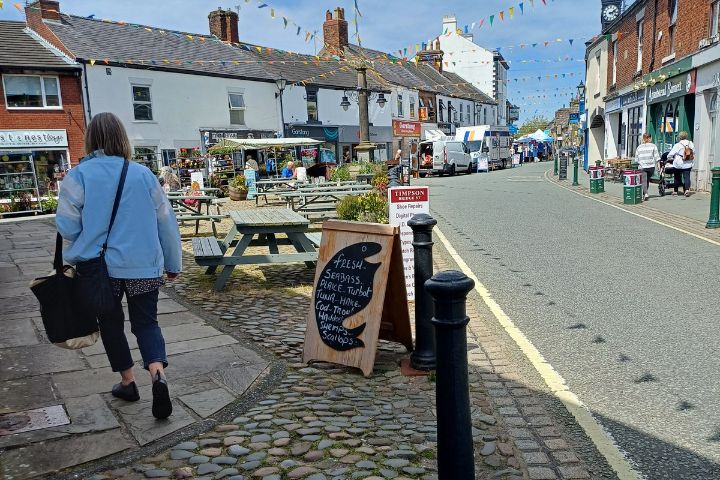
[175,148,206,187]
[0,156,42,217]
[209,155,235,188]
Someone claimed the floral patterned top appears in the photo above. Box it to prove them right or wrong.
[111,278,165,297]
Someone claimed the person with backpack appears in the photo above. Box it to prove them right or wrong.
[668,131,695,197]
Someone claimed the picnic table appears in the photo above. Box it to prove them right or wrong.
[280,183,374,218]
[168,194,227,236]
[192,208,319,291]
[254,178,308,205]
[605,158,632,182]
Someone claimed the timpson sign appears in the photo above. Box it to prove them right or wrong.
[0,130,68,148]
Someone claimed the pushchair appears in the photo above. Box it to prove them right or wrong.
[657,151,681,196]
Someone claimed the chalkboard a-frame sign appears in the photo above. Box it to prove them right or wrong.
[303,220,413,377]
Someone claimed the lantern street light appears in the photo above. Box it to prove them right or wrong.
[275,76,287,137]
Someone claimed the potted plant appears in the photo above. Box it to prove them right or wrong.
[229,175,248,201]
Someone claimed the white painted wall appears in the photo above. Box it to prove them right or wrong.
[281,85,391,127]
[84,65,279,150]
[436,94,483,128]
[586,39,608,163]
[390,87,419,121]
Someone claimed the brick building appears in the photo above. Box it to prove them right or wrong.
[0,19,84,213]
[587,0,720,190]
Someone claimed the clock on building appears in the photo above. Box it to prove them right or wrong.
[601,0,622,29]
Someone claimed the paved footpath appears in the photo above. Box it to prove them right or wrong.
[0,219,268,479]
[1,212,613,480]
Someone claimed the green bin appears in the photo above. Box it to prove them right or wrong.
[623,169,642,205]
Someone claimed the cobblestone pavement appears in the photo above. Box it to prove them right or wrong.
[87,248,527,480]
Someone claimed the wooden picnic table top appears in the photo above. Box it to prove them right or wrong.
[280,187,372,198]
[256,178,304,185]
[168,195,216,201]
[229,208,310,228]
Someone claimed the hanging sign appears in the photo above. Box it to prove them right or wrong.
[388,187,430,301]
[303,221,413,376]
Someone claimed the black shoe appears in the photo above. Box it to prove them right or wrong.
[111,381,140,402]
[151,372,172,420]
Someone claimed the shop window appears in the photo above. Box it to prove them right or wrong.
[661,101,680,152]
[161,149,176,167]
[3,75,61,109]
[712,0,720,37]
[306,87,319,123]
[228,92,245,125]
[132,85,153,121]
[627,106,642,156]
[668,0,678,55]
[397,93,404,118]
[133,146,158,173]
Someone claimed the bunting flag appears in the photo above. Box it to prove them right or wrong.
[14,2,21,11]
[0,1,4,9]
[270,8,274,18]
[489,15,495,26]
[499,11,504,21]
[519,2,524,14]
[258,3,268,8]
[283,17,288,28]
[509,7,515,18]
[354,0,362,17]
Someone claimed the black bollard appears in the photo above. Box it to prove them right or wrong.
[426,270,476,480]
[388,165,402,188]
[408,213,437,371]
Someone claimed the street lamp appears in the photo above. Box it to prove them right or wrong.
[339,65,387,162]
[275,76,287,137]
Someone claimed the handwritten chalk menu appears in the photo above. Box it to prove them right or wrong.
[388,187,430,301]
[315,242,382,350]
[303,220,413,376]
[559,157,568,180]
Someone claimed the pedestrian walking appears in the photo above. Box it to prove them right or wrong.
[668,131,695,197]
[634,133,660,200]
[56,112,182,419]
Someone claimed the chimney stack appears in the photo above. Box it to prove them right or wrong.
[27,0,61,21]
[416,39,444,73]
[323,7,348,56]
[209,7,239,44]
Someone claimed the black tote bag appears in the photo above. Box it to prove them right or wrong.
[30,233,99,348]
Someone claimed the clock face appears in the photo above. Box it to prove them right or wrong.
[602,4,620,22]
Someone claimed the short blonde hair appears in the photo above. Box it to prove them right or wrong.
[678,131,689,140]
[85,112,132,160]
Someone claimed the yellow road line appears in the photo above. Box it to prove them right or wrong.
[544,170,720,248]
[434,225,642,480]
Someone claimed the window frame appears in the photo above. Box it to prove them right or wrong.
[228,92,246,126]
[131,84,153,122]
[612,41,618,85]
[636,20,644,73]
[595,53,601,95]
[409,96,416,119]
[305,87,319,124]
[397,93,404,118]
[712,0,720,37]
[2,74,62,110]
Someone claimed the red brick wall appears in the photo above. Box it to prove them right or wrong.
[25,3,74,58]
[0,74,86,164]
[608,0,712,91]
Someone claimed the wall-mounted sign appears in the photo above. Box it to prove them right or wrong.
[419,107,429,121]
[605,96,622,114]
[285,125,339,141]
[647,70,697,104]
[201,129,274,148]
[508,107,520,122]
[303,221,412,376]
[0,130,68,149]
[392,120,422,137]
[621,89,645,108]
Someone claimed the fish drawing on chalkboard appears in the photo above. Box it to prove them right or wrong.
[315,242,382,351]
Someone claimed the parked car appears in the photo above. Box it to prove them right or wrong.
[418,139,472,176]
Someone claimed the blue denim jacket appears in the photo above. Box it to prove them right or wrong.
[56,151,182,278]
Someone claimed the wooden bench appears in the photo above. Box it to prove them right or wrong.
[176,214,227,236]
[305,232,322,247]
[192,236,225,262]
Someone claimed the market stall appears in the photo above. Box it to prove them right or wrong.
[210,137,325,178]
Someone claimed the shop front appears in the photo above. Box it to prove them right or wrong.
[693,61,720,191]
[199,128,277,172]
[604,96,623,158]
[646,70,696,155]
[620,88,646,158]
[338,125,392,163]
[0,129,70,215]
[285,124,339,167]
[392,120,421,168]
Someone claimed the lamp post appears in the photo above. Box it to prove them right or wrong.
[577,80,586,168]
[275,76,287,137]
[341,65,387,163]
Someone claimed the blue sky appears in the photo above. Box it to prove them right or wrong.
[1,0,602,123]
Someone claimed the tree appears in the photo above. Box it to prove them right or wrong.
[517,115,552,138]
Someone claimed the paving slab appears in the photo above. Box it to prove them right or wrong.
[0,429,133,479]
[0,344,85,381]
[0,375,58,412]
[0,318,39,348]
[180,387,237,418]
[114,398,195,446]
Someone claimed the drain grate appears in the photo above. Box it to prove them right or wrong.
[0,405,70,436]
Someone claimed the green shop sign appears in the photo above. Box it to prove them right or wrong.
[647,70,696,105]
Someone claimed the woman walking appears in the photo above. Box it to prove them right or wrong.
[56,112,181,419]
[634,133,660,200]
[668,131,695,196]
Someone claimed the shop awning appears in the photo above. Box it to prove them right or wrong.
[210,137,323,150]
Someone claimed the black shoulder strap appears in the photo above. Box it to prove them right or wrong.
[54,232,64,272]
[102,159,129,253]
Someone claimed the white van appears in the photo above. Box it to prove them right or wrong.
[456,126,512,170]
[418,139,473,176]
